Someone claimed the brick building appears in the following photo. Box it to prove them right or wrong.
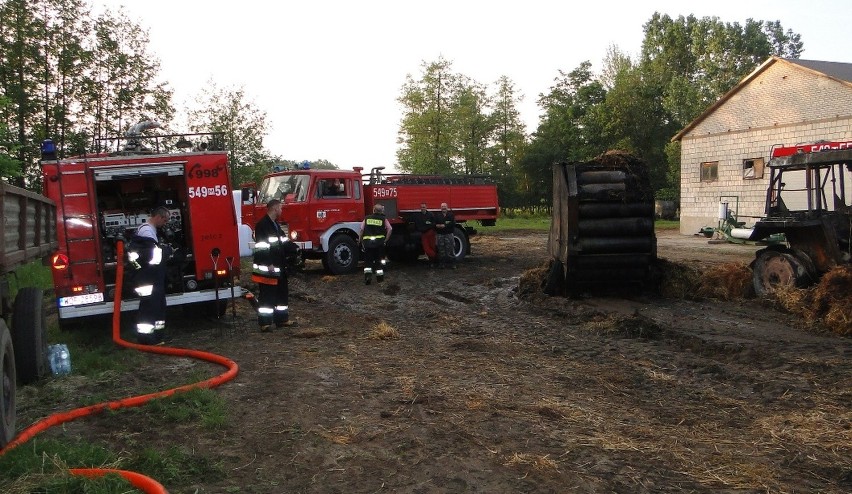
[673,56,852,235]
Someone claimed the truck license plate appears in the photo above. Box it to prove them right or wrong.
[59,292,105,307]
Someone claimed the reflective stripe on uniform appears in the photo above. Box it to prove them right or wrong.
[258,307,274,314]
[150,246,163,265]
[137,323,155,334]
[135,284,154,296]
[274,305,288,311]
[376,270,384,276]
[362,235,384,240]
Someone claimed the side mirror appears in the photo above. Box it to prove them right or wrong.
[241,187,256,205]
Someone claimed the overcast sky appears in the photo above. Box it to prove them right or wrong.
[96,0,851,171]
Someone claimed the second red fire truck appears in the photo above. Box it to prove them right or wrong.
[240,165,500,274]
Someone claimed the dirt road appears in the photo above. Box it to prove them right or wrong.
[18,230,852,493]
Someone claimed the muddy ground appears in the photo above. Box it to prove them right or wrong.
[13,230,852,493]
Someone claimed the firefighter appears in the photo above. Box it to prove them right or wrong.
[435,202,456,268]
[127,206,171,345]
[252,199,299,331]
[415,202,436,265]
[359,203,392,285]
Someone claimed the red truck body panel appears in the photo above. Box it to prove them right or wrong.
[364,175,499,224]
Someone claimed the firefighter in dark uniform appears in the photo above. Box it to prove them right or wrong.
[359,203,392,285]
[415,202,437,263]
[252,199,300,331]
[127,206,171,345]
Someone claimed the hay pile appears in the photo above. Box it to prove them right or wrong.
[518,259,851,335]
[773,265,852,336]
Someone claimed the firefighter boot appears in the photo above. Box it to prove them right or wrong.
[364,267,372,285]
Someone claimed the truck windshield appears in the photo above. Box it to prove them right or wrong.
[258,174,310,204]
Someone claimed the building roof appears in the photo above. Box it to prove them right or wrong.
[672,56,852,141]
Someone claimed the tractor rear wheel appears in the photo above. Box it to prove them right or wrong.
[11,287,48,384]
[752,250,811,296]
[0,320,16,448]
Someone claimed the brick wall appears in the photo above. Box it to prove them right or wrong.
[679,61,852,235]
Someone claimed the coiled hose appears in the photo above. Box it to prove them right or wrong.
[0,239,240,493]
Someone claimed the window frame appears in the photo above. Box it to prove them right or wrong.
[700,161,718,182]
[742,157,765,180]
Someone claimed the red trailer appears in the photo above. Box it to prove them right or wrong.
[241,166,499,274]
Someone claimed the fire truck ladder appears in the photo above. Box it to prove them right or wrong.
[57,166,100,276]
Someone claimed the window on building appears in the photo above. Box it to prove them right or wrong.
[743,157,765,180]
[700,161,718,182]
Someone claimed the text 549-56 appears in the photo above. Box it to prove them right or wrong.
[189,185,229,198]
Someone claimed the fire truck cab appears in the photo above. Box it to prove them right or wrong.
[42,129,242,328]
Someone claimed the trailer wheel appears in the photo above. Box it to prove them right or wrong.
[452,226,469,263]
[752,250,811,296]
[1,320,16,448]
[11,287,48,384]
[326,235,359,275]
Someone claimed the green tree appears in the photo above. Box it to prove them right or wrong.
[521,61,606,210]
[0,95,21,178]
[0,0,172,185]
[186,81,273,187]
[454,77,492,175]
[82,7,173,150]
[595,13,804,196]
[397,57,460,174]
[488,76,527,208]
[0,0,44,185]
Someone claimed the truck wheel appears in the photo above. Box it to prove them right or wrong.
[11,287,48,384]
[752,250,811,296]
[326,235,359,275]
[1,320,16,448]
[452,226,469,263]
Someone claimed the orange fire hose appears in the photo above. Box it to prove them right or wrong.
[0,239,240,493]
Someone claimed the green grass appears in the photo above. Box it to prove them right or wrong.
[137,386,229,430]
[2,387,229,492]
[0,434,225,493]
[475,216,679,233]
[0,438,135,493]
[7,259,53,298]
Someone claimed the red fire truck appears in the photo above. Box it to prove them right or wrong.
[41,125,242,329]
[240,165,500,274]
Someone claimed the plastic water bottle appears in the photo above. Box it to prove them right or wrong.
[48,344,71,376]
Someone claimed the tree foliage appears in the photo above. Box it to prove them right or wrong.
[0,0,174,186]
[518,13,803,207]
[186,81,273,187]
[396,58,528,207]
